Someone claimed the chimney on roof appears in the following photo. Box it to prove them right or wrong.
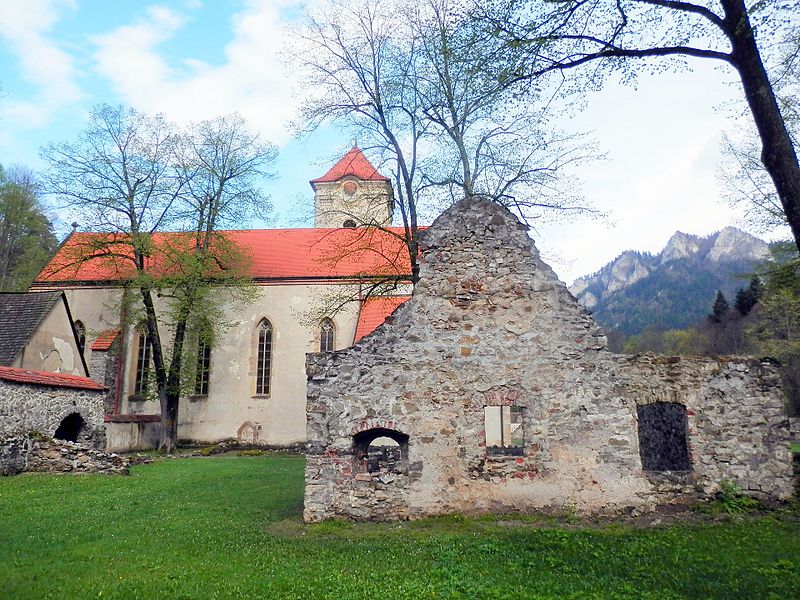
[309,147,393,228]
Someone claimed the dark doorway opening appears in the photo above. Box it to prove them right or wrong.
[637,403,691,471]
[54,412,86,443]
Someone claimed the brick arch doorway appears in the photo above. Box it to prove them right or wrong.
[54,412,86,443]
[353,427,409,475]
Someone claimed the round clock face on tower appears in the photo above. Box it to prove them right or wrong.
[342,180,358,196]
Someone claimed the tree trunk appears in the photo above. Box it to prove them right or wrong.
[138,283,172,452]
[722,0,800,253]
[158,387,176,454]
[162,311,189,454]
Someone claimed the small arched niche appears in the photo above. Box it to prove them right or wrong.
[353,427,409,475]
[53,412,87,443]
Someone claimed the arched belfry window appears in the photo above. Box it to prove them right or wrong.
[256,319,273,395]
[320,318,335,353]
[74,320,86,355]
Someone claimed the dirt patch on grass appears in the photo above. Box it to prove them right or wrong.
[266,502,800,539]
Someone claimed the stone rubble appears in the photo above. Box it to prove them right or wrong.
[1,434,129,476]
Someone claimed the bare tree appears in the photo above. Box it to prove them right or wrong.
[41,104,275,452]
[293,0,593,286]
[175,113,278,243]
[410,0,592,221]
[480,0,800,252]
[295,0,426,283]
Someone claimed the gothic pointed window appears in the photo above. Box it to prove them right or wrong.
[194,338,211,396]
[256,319,273,395]
[320,318,335,353]
[133,328,151,397]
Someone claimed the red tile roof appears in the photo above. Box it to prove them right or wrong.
[91,329,120,351]
[354,296,411,342]
[310,147,390,184]
[35,227,412,284]
[0,365,105,391]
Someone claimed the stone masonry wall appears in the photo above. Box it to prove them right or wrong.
[304,197,793,522]
[0,434,129,476]
[90,346,120,415]
[0,380,105,444]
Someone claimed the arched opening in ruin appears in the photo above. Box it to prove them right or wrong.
[353,428,409,475]
[53,412,86,443]
[637,402,692,472]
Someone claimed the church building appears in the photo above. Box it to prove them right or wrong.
[32,148,412,451]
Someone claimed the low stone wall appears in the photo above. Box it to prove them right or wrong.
[619,354,793,500]
[0,379,105,445]
[0,434,128,476]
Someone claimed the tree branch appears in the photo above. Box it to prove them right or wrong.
[633,0,725,29]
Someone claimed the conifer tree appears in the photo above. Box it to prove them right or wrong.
[734,276,763,316]
[709,290,730,324]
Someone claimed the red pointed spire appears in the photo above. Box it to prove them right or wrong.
[310,147,390,184]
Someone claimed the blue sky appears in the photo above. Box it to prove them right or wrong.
[0,0,785,283]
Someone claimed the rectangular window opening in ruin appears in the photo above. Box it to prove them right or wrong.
[484,406,524,456]
[637,402,692,472]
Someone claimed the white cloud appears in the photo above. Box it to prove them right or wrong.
[538,62,749,284]
[92,0,303,145]
[0,0,82,126]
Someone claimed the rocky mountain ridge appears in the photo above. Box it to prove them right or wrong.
[570,227,769,335]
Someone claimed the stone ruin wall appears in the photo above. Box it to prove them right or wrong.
[618,354,792,498]
[0,379,109,475]
[0,380,105,442]
[304,197,793,522]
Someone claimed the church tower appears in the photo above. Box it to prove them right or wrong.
[310,148,394,228]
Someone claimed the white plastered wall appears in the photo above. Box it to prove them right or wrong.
[15,299,87,376]
[60,282,363,445]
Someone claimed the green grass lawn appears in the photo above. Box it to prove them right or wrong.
[1,455,799,600]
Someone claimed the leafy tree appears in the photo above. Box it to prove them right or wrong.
[41,104,275,452]
[0,165,57,291]
[622,326,705,355]
[746,252,800,414]
[662,328,704,355]
[480,0,800,254]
